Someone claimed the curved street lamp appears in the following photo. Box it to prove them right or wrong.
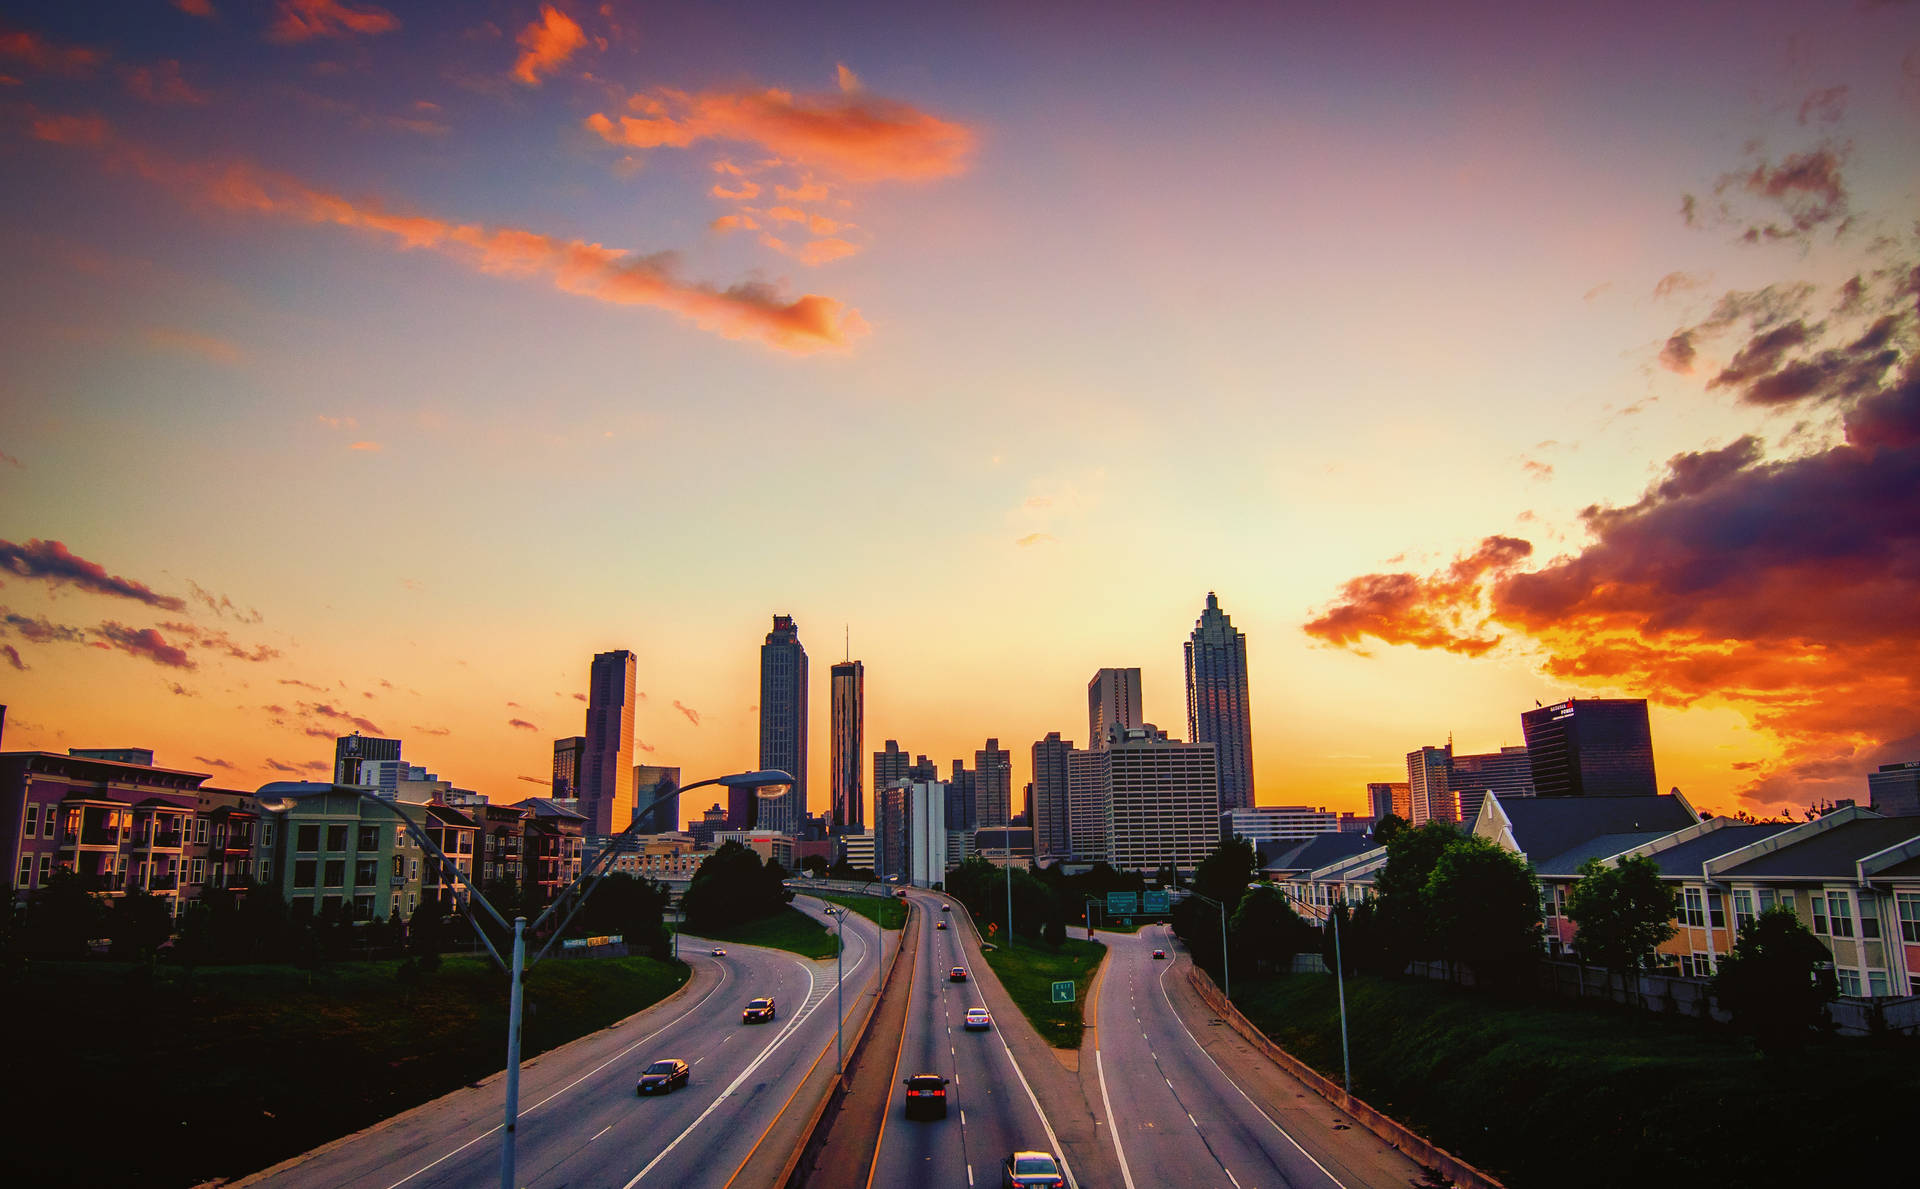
[256,767,795,1189]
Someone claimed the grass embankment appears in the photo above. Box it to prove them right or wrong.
[814,891,906,929]
[1233,973,1919,1188]
[694,904,838,959]
[976,935,1105,1048]
[11,953,688,1188]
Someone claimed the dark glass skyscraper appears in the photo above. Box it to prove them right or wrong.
[551,736,586,797]
[334,733,400,786]
[1185,592,1255,811]
[1521,698,1656,797]
[1031,731,1074,859]
[582,650,636,837]
[1087,668,1142,750]
[975,738,1012,827]
[633,763,680,833]
[759,615,808,835]
[830,659,864,832]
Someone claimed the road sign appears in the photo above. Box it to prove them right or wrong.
[1106,891,1139,915]
[1143,890,1170,913]
[1051,980,1075,1003]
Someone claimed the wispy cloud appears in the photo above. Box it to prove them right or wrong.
[0,537,186,609]
[1015,533,1056,547]
[123,60,207,106]
[301,701,384,734]
[0,26,105,75]
[413,724,450,736]
[268,0,399,44]
[193,754,235,769]
[1,643,24,670]
[512,5,586,86]
[673,699,700,726]
[95,621,197,668]
[508,717,538,730]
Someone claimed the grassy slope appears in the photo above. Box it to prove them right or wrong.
[976,935,1106,1049]
[12,954,688,1188]
[813,891,906,929]
[694,904,837,959]
[1234,973,1919,1188]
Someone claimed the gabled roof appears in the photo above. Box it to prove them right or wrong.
[1637,822,1798,876]
[1534,831,1676,877]
[514,798,587,821]
[1258,831,1377,874]
[1868,855,1920,880]
[1493,794,1697,864]
[425,803,476,827]
[1720,816,1920,881]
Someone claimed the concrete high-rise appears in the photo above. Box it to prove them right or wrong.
[1185,592,1255,811]
[1407,744,1454,826]
[830,660,864,833]
[875,780,909,883]
[1099,723,1221,875]
[1521,699,1657,797]
[582,651,637,838]
[1031,732,1074,860]
[552,736,586,797]
[874,739,910,800]
[758,615,809,836]
[975,738,1012,828]
[633,764,680,833]
[946,759,975,832]
[1087,668,1143,750]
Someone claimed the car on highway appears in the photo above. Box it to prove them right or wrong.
[936,920,948,930]
[964,1006,992,1031]
[710,947,727,956]
[901,1073,950,1119]
[636,1058,689,1095]
[949,966,968,982]
[742,996,777,1023]
[1002,1150,1065,1187]
[1151,948,1165,959]
[941,903,951,912]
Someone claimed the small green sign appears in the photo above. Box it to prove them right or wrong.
[1051,979,1076,1003]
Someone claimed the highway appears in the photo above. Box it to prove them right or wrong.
[248,897,881,1189]
[868,893,1073,1189]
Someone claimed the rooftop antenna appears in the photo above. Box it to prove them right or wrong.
[844,623,850,662]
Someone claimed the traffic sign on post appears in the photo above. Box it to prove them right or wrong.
[1051,980,1075,1003]
[1106,891,1139,915]
[1143,889,1170,913]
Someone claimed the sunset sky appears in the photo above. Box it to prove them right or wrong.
[2,0,1915,827]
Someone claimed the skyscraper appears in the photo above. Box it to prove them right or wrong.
[1868,761,1920,817]
[1407,744,1454,826]
[552,736,586,797]
[875,780,909,883]
[1366,782,1406,822]
[830,659,864,833]
[874,739,910,798]
[1087,668,1143,750]
[1185,592,1255,811]
[1521,699,1657,797]
[633,764,681,833]
[581,651,636,838]
[334,733,400,787]
[759,615,808,836]
[1031,732,1074,859]
[975,738,1012,828]
[1447,744,1534,825]
[1093,723,1220,874]
[946,759,975,832]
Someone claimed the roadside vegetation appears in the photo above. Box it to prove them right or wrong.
[813,890,906,929]
[974,934,1106,1048]
[694,904,838,959]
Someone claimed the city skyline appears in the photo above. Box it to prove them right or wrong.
[1,2,1914,823]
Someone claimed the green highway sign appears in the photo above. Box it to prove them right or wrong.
[1106,891,1139,914]
[1051,980,1076,1003]
[1143,890,1170,913]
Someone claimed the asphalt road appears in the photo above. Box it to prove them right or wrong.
[869,898,1072,1189]
[244,898,879,1189]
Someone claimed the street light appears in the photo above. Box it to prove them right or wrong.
[256,767,794,1189]
[824,905,845,1082]
[1182,890,1230,1003]
[1279,885,1352,1096]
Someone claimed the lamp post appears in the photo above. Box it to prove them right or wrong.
[825,906,845,1082]
[256,767,794,1189]
[1183,890,1230,1002]
[1280,886,1352,1095]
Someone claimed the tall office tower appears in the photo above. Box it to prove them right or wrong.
[1868,761,1920,817]
[633,764,681,833]
[582,650,637,838]
[1520,699,1657,797]
[1447,744,1534,825]
[946,760,976,831]
[875,780,910,883]
[909,755,938,783]
[975,738,1013,828]
[334,733,401,786]
[1020,783,1032,825]
[552,736,586,797]
[874,739,910,798]
[905,781,951,886]
[830,660,864,833]
[1066,748,1109,863]
[758,615,809,835]
[1407,744,1454,826]
[1185,592,1256,811]
[1366,782,1407,822]
[1087,668,1143,750]
[1031,732,1075,859]
[1102,723,1221,875]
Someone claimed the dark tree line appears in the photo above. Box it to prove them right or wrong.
[679,841,791,931]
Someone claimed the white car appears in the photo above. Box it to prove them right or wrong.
[964,1007,992,1031]
[710,947,727,956]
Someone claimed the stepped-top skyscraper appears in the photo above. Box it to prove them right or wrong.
[1185,592,1255,811]
[759,615,809,835]
[1087,668,1143,750]
[975,738,1012,828]
[582,650,636,837]
[830,658,864,832]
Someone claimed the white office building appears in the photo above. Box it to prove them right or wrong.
[1220,806,1343,846]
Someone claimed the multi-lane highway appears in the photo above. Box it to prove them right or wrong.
[868,894,1073,1189]
[249,898,881,1189]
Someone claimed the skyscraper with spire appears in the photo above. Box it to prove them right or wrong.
[1185,592,1255,811]
[830,652,864,833]
[759,615,808,836]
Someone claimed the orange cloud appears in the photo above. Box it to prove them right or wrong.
[349,440,382,452]
[124,59,207,105]
[268,0,399,43]
[33,113,865,353]
[710,213,758,233]
[513,4,586,86]
[585,80,975,182]
[174,1,216,16]
[144,327,242,365]
[836,63,860,93]
[776,179,829,202]
[0,27,105,75]
[710,179,761,201]
[767,206,807,224]
[808,213,843,236]
[759,232,861,267]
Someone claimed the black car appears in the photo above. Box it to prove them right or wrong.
[949,966,968,982]
[636,1058,689,1095]
[902,1073,950,1119]
[742,996,777,1023]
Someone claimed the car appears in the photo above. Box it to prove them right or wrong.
[941,903,951,912]
[949,966,968,982]
[901,1073,950,1119]
[742,996,777,1023]
[636,1058,689,1095]
[964,1007,993,1031]
[936,920,948,930]
[710,947,727,957]
[1151,948,1165,959]
[1003,1151,1065,1188]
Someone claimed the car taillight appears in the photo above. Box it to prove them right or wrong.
[906,1090,919,1096]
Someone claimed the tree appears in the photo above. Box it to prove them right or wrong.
[1191,835,1260,916]
[800,854,828,878]
[1323,899,1399,977]
[680,841,786,931]
[407,899,444,972]
[20,867,105,959]
[1712,905,1837,1053]
[1565,856,1677,1002]
[1229,885,1315,974]
[1372,821,1461,965]
[1425,836,1542,988]
[577,874,670,957]
[1372,813,1409,844]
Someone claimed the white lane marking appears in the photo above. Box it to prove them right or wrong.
[1225,1169,1242,1189]
[593,1125,613,1141]
[1155,959,1351,1189]
[967,1165,975,1186]
[960,1110,967,1125]
[622,956,820,1188]
[381,955,734,1189]
[991,981,1079,1189]
[1188,1112,1198,1128]
[1093,1048,1137,1189]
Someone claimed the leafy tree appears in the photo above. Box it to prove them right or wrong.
[407,900,444,972]
[234,886,291,962]
[1372,813,1409,844]
[1425,836,1542,988]
[383,905,407,955]
[1565,856,1677,1002]
[1191,835,1260,917]
[20,867,105,959]
[800,854,828,878]
[1712,905,1837,1053]
[681,841,786,930]
[576,874,671,956]
[1322,899,1399,977]
[1372,821,1461,964]
[1229,884,1315,974]
[1042,915,1066,948]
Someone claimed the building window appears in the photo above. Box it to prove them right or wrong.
[355,860,377,886]
[1757,888,1777,913]
[16,856,30,888]
[23,804,37,837]
[1682,888,1705,928]
[1868,971,1888,997]
[353,894,375,921]
[1859,897,1881,940]
[1707,892,1725,929]
[358,825,379,852]
[297,824,320,853]
[324,860,345,888]
[259,859,271,882]
[38,855,52,882]
[1898,894,1920,944]
[326,825,347,852]
[1837,968,1861,996]
[190,859,205,884]
[262,822,275,847]
[1732,889,1753,929]
[294,859,316,888]
[1812,895,1827,935]
[1827,892,1854,939]
[409,859,418,880]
